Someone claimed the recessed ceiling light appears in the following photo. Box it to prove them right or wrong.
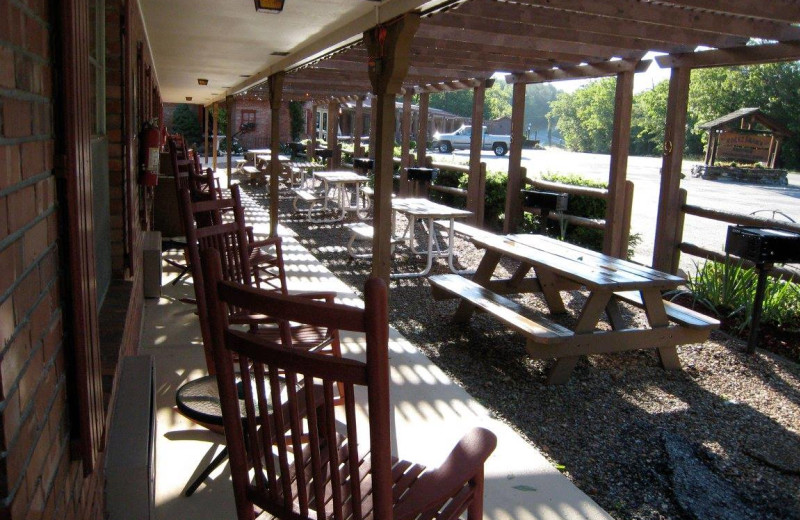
[197,78,209,85]
[240,74,251,78]
[185,96,192,101]
[271,51,290,56]
[254,0,285,13]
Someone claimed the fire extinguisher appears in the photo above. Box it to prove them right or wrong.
[139,119,161,186]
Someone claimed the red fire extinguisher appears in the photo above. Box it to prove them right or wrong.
[139,120,161,186]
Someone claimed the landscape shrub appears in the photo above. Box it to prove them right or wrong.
[685,259,800,332]
[540,173,607,251]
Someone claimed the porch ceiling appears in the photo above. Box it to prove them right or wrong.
[143,0,800,105]
[139,0,450,104]
[237,0,800,103]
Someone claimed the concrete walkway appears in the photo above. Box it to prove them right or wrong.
[142,176,613,520]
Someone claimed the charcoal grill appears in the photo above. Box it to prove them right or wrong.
[724,226,800,352]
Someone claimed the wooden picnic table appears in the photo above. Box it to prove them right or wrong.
[429,233,718,384]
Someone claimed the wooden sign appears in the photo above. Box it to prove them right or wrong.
[717,131,771,163]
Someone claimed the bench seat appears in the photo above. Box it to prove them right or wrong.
[434,220,497,243]
[345,224,401,260]
[429,274,573,345]
[614,290,720,330]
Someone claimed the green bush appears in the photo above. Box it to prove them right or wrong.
[540,173,607,251]
[686,259,800,332]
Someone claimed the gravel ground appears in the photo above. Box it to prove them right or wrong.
[242,181,800,520]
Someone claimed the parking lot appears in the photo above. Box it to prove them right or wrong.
[429,148,800,274]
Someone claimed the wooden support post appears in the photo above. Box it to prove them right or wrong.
[620,180,634,259]
[203,105,209,164]
[309,103,317,161]
[468,82,486,226]
[268,72,284,237]
[354,96,364,159]
[417,92,429,167]
[603,70,634,258]
[212,102,219,171]
[399,92,413,195]
[369,94,378,158]
[328,100,339,169]
[365,14,420,284]
[226,95,233,188]
[504,82,526,233]
[653,67,691,273]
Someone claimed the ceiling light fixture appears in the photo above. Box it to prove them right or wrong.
[197,78,208,85]
[270,51,290,56]
[185,96,192,101]
[254,0,285,13]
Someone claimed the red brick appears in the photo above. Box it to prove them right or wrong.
[28,282,50,334]
[3,99,32,138]
[40,315,60,364]
[15,52,33,92]
[1,326,30,395]
[0,46,14,88]
[7,185,37,233]
[0,243,19,296]
[1,383,21,448]
[6,404,35,485]
[13,270,40,324]
[0,196,7,241]
[21,140,45,178]
[0,295,14,348]
[23,219,48,265]
[0,0,10,41]
[43,140,53,171]
[0,144,22,190]
[18,346,43,407]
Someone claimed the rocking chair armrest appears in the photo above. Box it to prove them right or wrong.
[247,229,281,250]
[288,290,337,303]
[393,427,497,520]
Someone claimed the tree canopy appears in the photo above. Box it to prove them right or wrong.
[547,62,800,168]
[171,103,202,145]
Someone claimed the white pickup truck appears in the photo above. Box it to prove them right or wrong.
[432,125,511,156]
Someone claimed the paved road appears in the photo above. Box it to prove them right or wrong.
[429,148,800,274]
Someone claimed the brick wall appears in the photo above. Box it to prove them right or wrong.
[232,98,290,150]
[1,0,153,518]
[0,0,87,518]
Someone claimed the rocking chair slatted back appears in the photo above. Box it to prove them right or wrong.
[202,253,394,519]
[202,247,497,520]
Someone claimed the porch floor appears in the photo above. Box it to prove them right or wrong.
[140,173,613,520]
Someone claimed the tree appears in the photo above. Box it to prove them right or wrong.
[171,103,202,145]
[485,80,513,120]
[548,78,616,153]
[631,80,669,156]
[524,83,559,139]
[289,101,304,141]
[428,89,475,118]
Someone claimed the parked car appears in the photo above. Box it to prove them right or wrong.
[432,125,511,156]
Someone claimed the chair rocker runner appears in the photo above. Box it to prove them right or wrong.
[202,248,498,520]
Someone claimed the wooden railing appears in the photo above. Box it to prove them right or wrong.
[676,188,800,282]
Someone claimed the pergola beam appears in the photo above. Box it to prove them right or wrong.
[656,41,800,69]
[510,0,800,41]
[455,2,748,49]
[506,59,650,84]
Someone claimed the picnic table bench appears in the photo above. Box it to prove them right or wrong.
[428,232,719,384]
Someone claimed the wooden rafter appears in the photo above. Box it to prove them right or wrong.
[509,0,800,41]
[656,41,800,69]
[506,59,651,84]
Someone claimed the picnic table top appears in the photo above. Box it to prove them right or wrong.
[472,233,684,292]
[391,198,472,218]
[313,171,370,182]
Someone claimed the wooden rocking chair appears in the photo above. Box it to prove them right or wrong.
[202,248,498,520]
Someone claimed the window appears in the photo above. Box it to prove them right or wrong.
[241,109,256,128]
